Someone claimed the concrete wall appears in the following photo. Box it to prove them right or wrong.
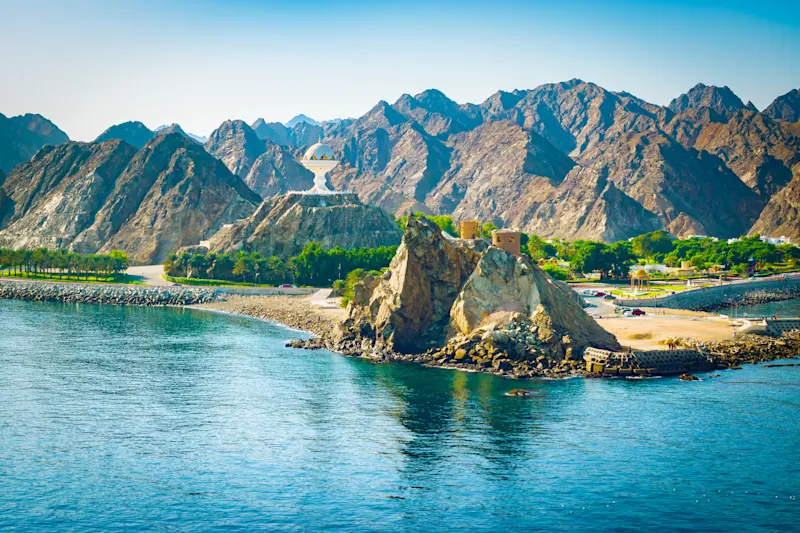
[616,277,800,310]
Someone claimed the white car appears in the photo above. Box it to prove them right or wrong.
[582,289,598,296]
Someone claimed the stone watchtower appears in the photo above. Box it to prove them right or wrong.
[492,229,521,256]
[459,220,479,239]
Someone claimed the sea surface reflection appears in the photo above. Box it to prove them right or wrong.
[1,299,798,532]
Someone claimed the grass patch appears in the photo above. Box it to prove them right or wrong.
[163,275,294,288]
[627,332,653,340]
[0,270,143,285]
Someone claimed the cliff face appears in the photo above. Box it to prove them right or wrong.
[749,174,800,240]
[342,217,619,355]
[343,217,486,353]
[94,121,155,149]
[692,110,800,199]
[0,140,137,249]
[207,192,402,258]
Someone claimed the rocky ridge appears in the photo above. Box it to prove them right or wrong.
[0,133,261,264]
[207,192,402,258]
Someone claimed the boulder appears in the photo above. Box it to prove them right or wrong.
[449,247,619,353]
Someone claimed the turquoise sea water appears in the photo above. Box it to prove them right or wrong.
[722,298,800,319]
[1,299,799,532]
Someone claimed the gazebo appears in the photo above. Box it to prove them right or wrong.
[631,269,651,292]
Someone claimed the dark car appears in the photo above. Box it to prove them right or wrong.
[631,308,646,316]
[603,294,616,300]
[594,292,606,297]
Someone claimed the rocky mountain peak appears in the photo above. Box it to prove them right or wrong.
[10,114,69,145]
[764,88,800,123]
[94,121,155,149]
[668,83,746,118]
[154,123,200,143]
[1,112,70,173]
[285,114,319,128]
[204,119,267,178]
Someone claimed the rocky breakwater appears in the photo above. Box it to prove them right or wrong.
[685,332,800,368]
[0,280,221,306]
[291,217,620,378]
[708,285,800,313]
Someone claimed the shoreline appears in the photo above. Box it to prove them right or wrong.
[3,280,799,379]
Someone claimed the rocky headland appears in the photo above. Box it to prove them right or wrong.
[289,217,621,378]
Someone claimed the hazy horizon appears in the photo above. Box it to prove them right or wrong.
[2,0,798,141]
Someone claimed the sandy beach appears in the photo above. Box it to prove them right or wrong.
[194,294,346,337]
[597,314,736,350]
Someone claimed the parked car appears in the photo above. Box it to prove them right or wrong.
[603,294,616,300]
[631,308,646,316]
[582,289,597,296]
[280,284,296,288]
[594,292,606,297]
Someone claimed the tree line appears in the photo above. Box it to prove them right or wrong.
[164,243,397,286]
[0,248,129,279]
[402,215,800,279]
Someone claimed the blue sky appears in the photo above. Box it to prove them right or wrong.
[1,0,798,140]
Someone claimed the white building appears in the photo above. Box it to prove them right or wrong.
[300,143,339,194]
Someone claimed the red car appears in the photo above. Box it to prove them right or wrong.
[631,309,646,316]
[594,292,606,297]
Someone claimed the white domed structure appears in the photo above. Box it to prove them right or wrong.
[300,142,339,193]
[303,143,335,161]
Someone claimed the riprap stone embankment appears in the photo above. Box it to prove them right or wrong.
[0,280,220,306]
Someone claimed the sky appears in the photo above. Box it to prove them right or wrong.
[1,0,798,141]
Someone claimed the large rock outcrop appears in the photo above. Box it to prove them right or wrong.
[343,217,486,353]
[207,192,402,258]
[449,247,618,352]
[341,217,619,357]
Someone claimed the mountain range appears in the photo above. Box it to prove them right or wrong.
[1,80,799,262]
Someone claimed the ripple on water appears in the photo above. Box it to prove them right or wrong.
[0,299,798,532]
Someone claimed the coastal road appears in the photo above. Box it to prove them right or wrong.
[126,265,170,286]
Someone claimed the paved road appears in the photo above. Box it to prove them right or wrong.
[126,265,170,286]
